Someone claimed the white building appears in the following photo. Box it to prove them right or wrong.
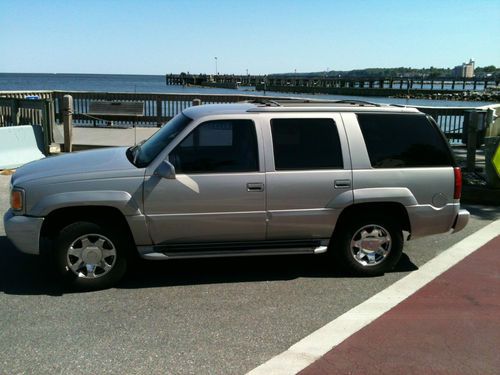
[453,59,475,78]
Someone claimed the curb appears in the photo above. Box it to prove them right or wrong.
[246,220,500,375]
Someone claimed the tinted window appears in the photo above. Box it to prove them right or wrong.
[271,118,343,170]
[170,120,258,173]
[357,114,453,168]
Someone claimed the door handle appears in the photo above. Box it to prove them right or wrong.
[247,183,264,192]
[334,179,351,189]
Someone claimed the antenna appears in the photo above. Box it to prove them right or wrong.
[134,85,137,145]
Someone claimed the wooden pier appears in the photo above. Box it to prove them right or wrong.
[166,73,499,97]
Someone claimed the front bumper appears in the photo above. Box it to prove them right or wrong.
[3,209,44,255]
[452,209,470,234]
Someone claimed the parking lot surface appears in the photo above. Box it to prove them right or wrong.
[1,174,498,374]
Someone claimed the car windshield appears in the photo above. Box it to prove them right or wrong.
[127,113,192,167]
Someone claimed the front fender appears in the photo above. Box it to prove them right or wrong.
[29,191,141,217]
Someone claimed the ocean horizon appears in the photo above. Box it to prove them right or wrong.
[0,72,496,107]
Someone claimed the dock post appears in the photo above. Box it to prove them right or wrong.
[62,94,73,152]
[466,110,479,172]
[484,107,500,188]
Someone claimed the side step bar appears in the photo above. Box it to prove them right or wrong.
[138,241,329,260]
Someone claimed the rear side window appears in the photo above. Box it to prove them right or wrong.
[357,114,453,168]
[271,118,343,170]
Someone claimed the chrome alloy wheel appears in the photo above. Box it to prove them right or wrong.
[350,225,392,267]
[66,234,117,279]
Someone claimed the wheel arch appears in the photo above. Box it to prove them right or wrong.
[40,205,135,245]
[333,202,411,236]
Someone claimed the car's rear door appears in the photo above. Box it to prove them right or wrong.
[262,113,353,240]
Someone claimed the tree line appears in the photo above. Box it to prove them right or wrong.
[273,66,498,79]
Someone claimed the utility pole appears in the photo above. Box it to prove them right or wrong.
[214,57,218,75]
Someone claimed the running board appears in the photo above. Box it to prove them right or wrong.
[138,241,328,260]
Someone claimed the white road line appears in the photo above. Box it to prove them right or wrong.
[246,220,500,375]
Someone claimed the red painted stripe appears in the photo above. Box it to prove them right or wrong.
[300,236,500,375]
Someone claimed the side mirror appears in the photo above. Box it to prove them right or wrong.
[154,160,176,179]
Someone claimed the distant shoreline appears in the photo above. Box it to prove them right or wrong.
[0,73,497,107]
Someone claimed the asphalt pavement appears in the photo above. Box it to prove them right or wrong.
[0,174,499,375]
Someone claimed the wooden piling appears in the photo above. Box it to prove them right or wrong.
[62,95,73,152]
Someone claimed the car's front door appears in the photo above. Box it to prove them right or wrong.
[143,118,266,244]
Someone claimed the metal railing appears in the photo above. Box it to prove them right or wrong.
[0,90,497,142]
[0,97,54,154]
[415,106,472,143]
[51,91,269,127]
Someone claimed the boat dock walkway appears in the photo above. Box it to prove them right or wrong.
[52,124,158,149]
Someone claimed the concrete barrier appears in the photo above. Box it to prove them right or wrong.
[0,125,45,169]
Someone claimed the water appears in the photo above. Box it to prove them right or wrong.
[0,73,497,107]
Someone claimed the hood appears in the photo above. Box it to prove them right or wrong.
[12,147,139,185]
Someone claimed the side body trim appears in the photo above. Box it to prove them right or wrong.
[30,191,141,217]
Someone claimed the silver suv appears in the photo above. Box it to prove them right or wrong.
[4,100,470,290]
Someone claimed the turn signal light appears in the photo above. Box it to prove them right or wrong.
[11,190,23,211]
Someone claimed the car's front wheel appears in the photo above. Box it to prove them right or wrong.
[53,221,129,290]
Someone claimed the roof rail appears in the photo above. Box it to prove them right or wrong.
[247,98,381,107]
[245,98,282,107]
[331,99,381,107]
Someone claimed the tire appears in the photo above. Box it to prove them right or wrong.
[53,221,130,290]
[333,215,403,276]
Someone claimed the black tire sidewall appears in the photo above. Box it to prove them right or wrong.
[335,216,403,276]
[54,221,128,290]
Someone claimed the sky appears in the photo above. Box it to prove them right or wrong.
[0,0,499,75]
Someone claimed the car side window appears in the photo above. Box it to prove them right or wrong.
[271,118,343,170]
[357,114,454,168]
[169,119,259,174]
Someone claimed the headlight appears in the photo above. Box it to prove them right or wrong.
[10,188,24,212]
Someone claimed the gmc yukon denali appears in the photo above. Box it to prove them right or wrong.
[4,100,470,289]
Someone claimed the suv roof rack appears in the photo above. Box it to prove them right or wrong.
[245,98,381,107]
[329,99,381,107]
[245,98,282,107]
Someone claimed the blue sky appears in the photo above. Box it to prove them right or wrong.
[0,0,499,75]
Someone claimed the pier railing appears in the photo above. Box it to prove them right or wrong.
[0,90,269,127]
[0,90,496,145]
[0,96,54,154]
[53,91,269,126]
[415,106,472,143]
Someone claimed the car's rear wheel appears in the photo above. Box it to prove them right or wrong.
[53,221,129,290]
[334,216,403,276]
